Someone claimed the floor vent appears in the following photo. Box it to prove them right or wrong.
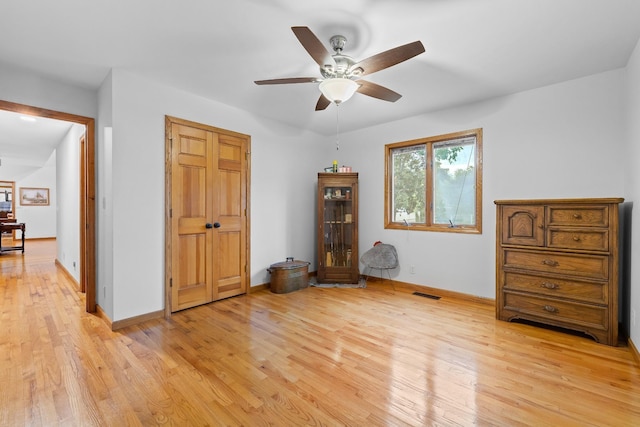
[413,291,441,300]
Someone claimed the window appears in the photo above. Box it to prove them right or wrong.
[385,128,482,233]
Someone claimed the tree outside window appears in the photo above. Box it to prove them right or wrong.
[385,128,482,233]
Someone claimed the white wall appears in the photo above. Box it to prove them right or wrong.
[106,69,324,321]
[56,123,84,282]
[0,62,97,117]
[624,38,640,347]
[97,71,114,316]
[337,69,625,300]
[15,153,56,239]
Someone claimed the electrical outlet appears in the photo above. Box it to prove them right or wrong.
[410,265,415,274]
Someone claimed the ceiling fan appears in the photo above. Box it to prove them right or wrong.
[254,26,425,111]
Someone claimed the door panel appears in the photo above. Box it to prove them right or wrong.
[215,231,242,299]
[501,205,545,246]
[213,135,247,300]
[171,124,213,311]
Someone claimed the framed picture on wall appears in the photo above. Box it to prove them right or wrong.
[19,187,50,206]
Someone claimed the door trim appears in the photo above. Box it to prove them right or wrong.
[164,115,251,317]
[80,134,87,293]
[0,99,96,312]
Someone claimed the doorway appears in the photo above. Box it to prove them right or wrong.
[165,116,250,314]
[0,181,15,215]
[0,180,16,241]
[0,100,96,312]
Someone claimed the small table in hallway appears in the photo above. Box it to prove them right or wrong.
[0,222,26,253]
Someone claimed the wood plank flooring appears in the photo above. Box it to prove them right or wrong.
[2,239,640,425]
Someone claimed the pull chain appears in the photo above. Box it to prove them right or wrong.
[335,103,340,151]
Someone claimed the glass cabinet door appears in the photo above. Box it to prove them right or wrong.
[322,185,354,268]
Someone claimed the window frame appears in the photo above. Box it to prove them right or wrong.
[384,128,483,234]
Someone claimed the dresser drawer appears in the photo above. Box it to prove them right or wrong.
[547,227,609,251]
[503,272,607,304]
[547,205,608,227]
[503,292,607,329]
[503,249,608,279]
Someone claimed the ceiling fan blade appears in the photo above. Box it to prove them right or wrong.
[315,94,331,111]
[292,26,334,67]
[351,41,425,77]
[254,77,319,85]
[356,80,402,102]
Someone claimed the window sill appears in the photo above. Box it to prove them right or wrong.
[385,222,482,234]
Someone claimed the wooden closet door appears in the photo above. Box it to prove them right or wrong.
[212,133,248,300]
[170,123,214,311]
[168,118,250,312]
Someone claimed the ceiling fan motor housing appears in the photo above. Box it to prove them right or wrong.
[321,54,358,79]
[321,35,362,80]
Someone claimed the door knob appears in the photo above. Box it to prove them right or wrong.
[213,222,221,228]
[205,223,213,229]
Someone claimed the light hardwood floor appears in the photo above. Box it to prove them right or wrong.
[2,239,640,426]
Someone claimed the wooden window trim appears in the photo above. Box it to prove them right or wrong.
[384,128,483,234]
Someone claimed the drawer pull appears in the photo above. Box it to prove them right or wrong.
[572,236,581,242]
[543,305,558,313]
[573,214,582,219]
[542,259,559,267]
[541,282,559,290]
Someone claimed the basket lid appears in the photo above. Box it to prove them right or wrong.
[269,260,310,270]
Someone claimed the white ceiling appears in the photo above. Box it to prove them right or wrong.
[1,0,640,179]
[0,111,72,181]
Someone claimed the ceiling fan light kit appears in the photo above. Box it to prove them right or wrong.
[255,26,425,110]
[319,78,359,104]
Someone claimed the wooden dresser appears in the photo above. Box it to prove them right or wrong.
[495,198,623,346]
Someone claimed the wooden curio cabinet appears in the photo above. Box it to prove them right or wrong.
[317,173,359,284]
